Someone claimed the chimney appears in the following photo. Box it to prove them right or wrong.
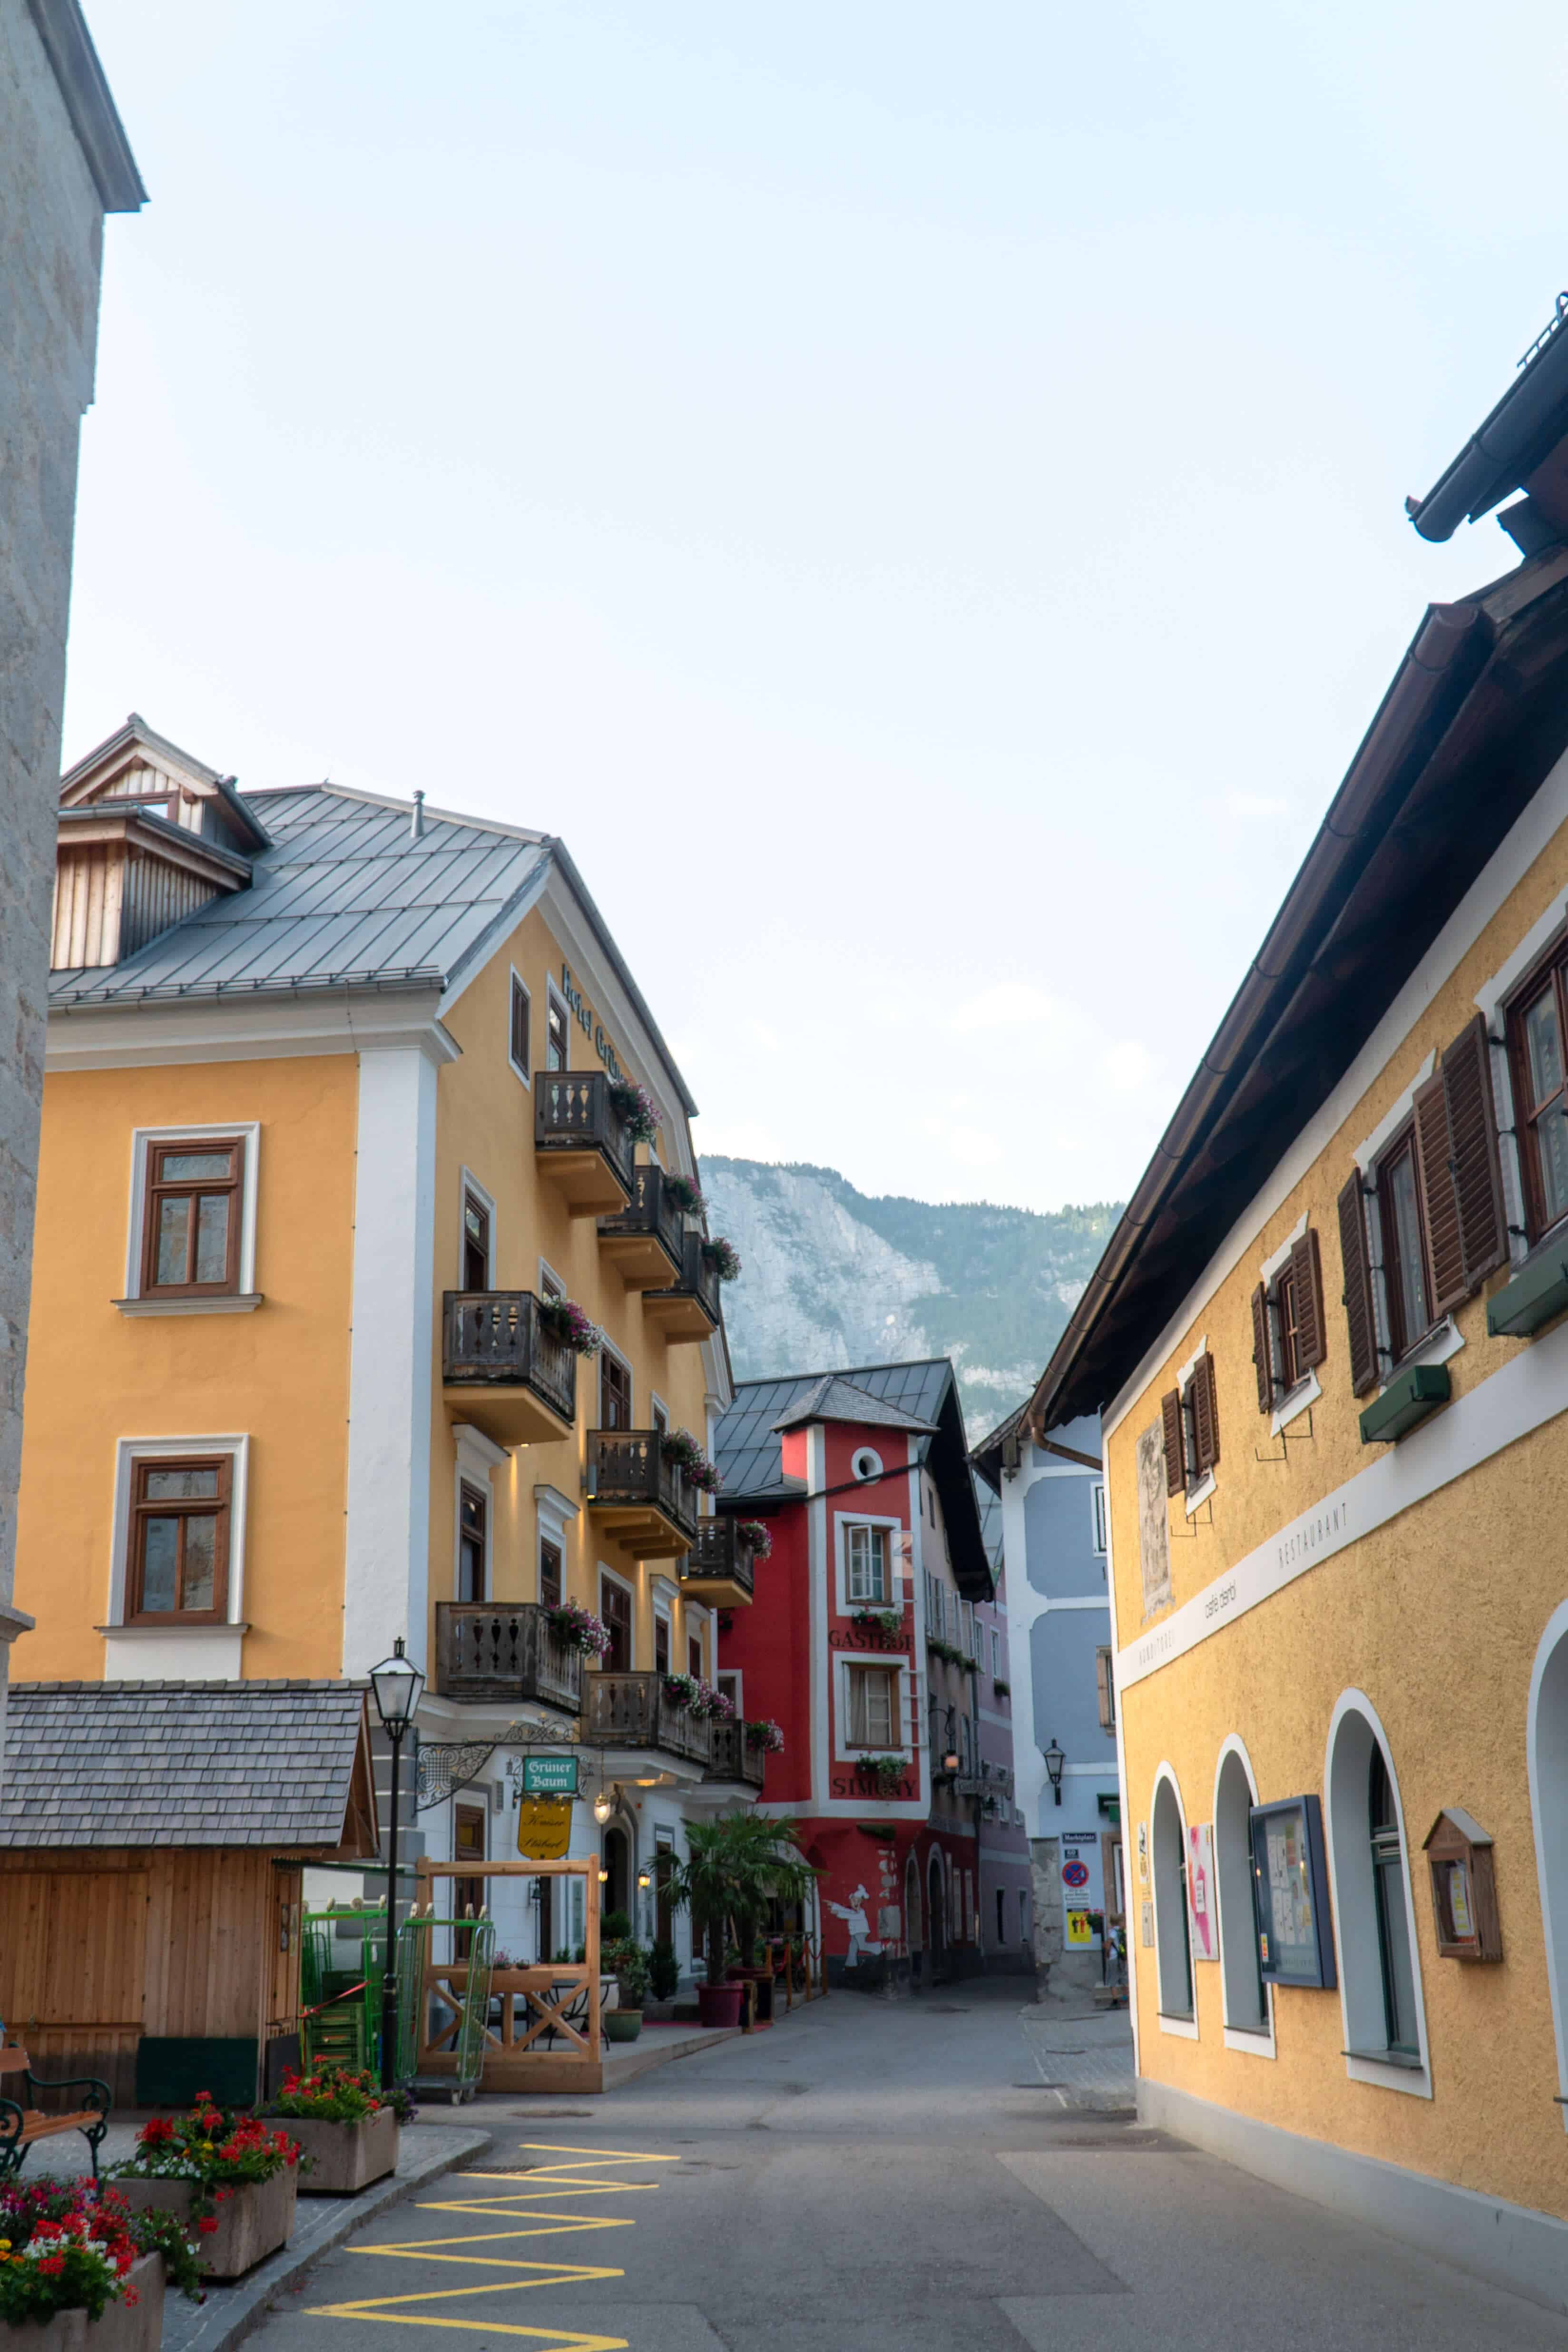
[410,790,425,841]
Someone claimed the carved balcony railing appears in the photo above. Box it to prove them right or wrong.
[643,1232,723,1343]
[584,1670,712,1767]
[678,1516,759,1607]
[435,1602,583,1714]
[597,1164,686,1288]
[585,1430,697,1558]
[534,1071,636,1215]
[705,1718,765,1789]
[441,1291,578,1446]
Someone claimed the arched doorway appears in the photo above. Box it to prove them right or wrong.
[1529,1602,1568,2121]
[928,1851,947,1981]
[904,1852,924,1987]
[602,1824,630,1924]
[1324,1691,1428,2087]
[1151,1767,1193,2025]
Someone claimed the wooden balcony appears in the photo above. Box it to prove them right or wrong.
[442,1291,578,1447]
[534,1071,635,1215]
[434,1602,583,1715]
[583,1670,712,1768]
[643,1232,723,1342]
[705,1718,765,1790]
[584,1430,697,1558]
[678,1516,759,1609]
[597,1165,686,1288]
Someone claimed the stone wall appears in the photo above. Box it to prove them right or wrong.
[0,0,119,1764]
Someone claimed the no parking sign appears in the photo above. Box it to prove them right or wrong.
[1061,1859,1089,1889]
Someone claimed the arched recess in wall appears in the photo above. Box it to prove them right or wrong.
[904,1852,924,1954]
[1212,1736,1273,2054]
[1323,1691,1431,2097]
[1150,1764,1196,2036]
[1527,1598,1568,2130]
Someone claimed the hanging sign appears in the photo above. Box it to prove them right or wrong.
[523,1755,579,1797]
[516,1795,573,1860]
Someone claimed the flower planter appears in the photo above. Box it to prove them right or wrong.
[118,2171,296,2281]
[280,2107,399,2195]
[604,2010,643,2044]
[695,1981,745,2029]
[5,2307,89,2352]
[95,2253,164,2352]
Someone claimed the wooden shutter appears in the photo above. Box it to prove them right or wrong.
[1189,1352,1219,1473]
[1337,1172,1378,1396]
[1289,1229,1326,1370]
[1250,1282,1274,1413]
[1443,1015,1508,1290]
[1160,1389,1185,1495]
[1413,1068,1465,1318]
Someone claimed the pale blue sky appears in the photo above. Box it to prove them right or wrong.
[69,2,1568,1210]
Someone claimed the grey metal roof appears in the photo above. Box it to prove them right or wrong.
[0,1680,372,1848]
[714,1356,993,1598]
[771,1374,938,1438]
[976,1480,1003,1577]
[49,783,549,1008]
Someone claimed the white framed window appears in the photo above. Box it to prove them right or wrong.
[458,1168,496,1290]
[508,967,531,1087]
[119,1122,262,1314]
[717,1669,742,1718]
[847,1524,887,1605]
[1214,1736,1274,2057]
[546,980,571,1073]
[834,1652,913,1762]
[1324,1692,1431,2097]
[846,1661,898,1746]
[1092,1481,1107,1553]
[990,1627,1001,1679]
[534,1481,578,1611]
[107,1433,251,1632]
[850,1445,884,1484]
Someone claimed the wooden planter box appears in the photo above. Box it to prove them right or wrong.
[281,2107,399,2195]
[2,2254,163,2352]
[118,2170,296,2280]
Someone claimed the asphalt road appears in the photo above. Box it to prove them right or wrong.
[250,1982,1567,2352]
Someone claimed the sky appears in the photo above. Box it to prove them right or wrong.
[66,2,1568,1214]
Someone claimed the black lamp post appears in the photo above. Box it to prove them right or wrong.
[1043,1736,1066,1807]
[369,1637,424,2090]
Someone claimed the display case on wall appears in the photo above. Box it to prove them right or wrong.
[1248,1794,1336,1990]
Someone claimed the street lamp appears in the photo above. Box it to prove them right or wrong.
[593,1783,617,1826]
[1043,1736,1066,1807]
[368,1637,424,2090]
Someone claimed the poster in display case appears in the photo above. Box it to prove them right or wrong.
[1248,1794,1335,1989]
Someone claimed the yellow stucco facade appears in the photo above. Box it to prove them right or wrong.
[1106,781,1568,2225]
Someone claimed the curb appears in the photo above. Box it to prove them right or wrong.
[161,2125,495,2352]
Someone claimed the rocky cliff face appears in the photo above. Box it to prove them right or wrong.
[700,1157,1120,1440]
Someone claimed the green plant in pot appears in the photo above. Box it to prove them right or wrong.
[648,1940,680,2001]
[667,1813,817,2028]
[603,1939,649,2041]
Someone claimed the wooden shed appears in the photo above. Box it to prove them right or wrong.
[0,1679,379,2107]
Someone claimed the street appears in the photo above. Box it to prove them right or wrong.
[249,1985,1568,2352]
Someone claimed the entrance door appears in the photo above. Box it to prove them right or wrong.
[454,1804,486,1956]
[655,1842,675,1947]
[603,1826,630,1923]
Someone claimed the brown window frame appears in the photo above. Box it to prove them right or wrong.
[140,1136,244,1298]
[509,973,531,1082]
[654,1612,670,1675]
[539,1534,563,1611]
[599,1349,632,1431]
[1376,1121,1433,1364]
[599,1572,632,1671]
[546,992,569,1072]
[461,1188,491,1294]
[1507,943,1568,1246]
[458,1480,488,1604]
[126,1452,232,1625]
[687,1631,703,1680]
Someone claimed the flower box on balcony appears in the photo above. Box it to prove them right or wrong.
[442,1290,577,1446]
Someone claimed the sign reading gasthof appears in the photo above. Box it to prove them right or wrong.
[523,1755,579,1796]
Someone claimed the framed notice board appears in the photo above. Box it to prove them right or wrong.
[1248,1794,1335,1990]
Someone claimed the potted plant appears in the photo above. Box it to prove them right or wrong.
[535,1294,603,1355]
[608,1080,661,1143]
[648,1941,680,2002]
[603,1940,649,2041]
[659,1428,722,1495]
[736,1519,774,1561]
[701,1236,742,1282]
[663,1173,705,1217]
[112,2096,302,2280]
[0,2176,203,2352]
[262,2062,400,2196]
[545,1599,612,1657]
[668,1813,817,2028]
[856,1754,906,1797]
[855,1608,903,1641]
[744,1718,785,1755]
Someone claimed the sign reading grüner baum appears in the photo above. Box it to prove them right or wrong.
[523,1754,579,1796]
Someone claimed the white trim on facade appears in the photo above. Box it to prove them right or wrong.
[1212,1734,1276,2059]
[102,1432,251,1680]
[49,989,461,1075]
[833,1509,902,1614]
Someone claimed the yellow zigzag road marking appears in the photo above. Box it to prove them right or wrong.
[306,2143,676,2352]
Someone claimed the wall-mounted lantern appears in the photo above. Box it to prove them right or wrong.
[1043,1736,1066,1806]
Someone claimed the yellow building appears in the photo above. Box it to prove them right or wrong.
[15,714,754,1966]
[1018,382,1568,2304]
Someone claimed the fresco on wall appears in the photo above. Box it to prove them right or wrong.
[1137,1420,1173,1617]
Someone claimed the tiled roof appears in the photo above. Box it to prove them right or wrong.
[771,1374,938,1437]
[0,1681,371,1849]
[49,783,550,1008]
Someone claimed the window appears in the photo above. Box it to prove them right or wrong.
[1214,1744,1269,2039]
[688,1631,703,1679]
[509,972,531,1083]
[1095,1646,1116,1733]
[990,1628,1001,1678]
[847,1663,898,1747]
[127,1455,231,1622]
[546,990,569,1071]
[454,1803,486,1958]
[462,1189,491,1293]
[1151,1770,1195,2026]
[539,1261,564,1303]
[996,1888,1006,1944]
[599,1574,631,1670]
[600,1351,632,1430]
[1326,1698,1427,2087]
[539,1536,562,1610]
[651,1398,667,1436]
[654,1614,670,1674]
[846,1524,887,1605]
[1370,1747,1420,2056]
[1250,1232,1327,1414]
[717,1670,740,1716]
[1510,951,1568,1237]
[141,1137,243,1297]
[1092,1480,1107,1553]
[1378,1127,1430,1362]
[458,1482,488,1603]
[1160,1351,1219,1498]
[851,1447,882,1483]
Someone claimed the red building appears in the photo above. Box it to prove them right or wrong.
[712,1360,1029,1984]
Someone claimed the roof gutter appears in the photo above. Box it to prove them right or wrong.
[1408,312,1568,542]
[1024,595,1490,1434]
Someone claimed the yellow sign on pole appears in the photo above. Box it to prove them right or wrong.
[516,1795,573,1860]
[1066,1908,1093,1947]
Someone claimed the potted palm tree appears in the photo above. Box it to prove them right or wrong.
[669,1814,816,2028]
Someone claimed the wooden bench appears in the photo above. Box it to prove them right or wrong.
[0,2043,112,2182]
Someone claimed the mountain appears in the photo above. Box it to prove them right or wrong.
[699,1157,1121,1441]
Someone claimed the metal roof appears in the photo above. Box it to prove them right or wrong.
[49,782,550,1008]
[772,1374,938,1437]
[0,1681,374,1849]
